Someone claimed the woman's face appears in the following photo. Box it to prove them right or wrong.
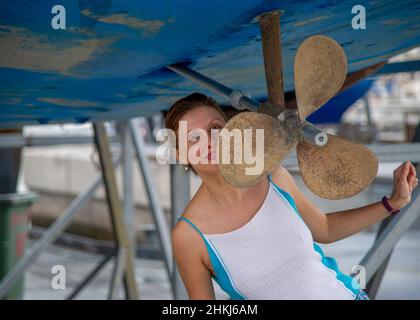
[177,105,226,175]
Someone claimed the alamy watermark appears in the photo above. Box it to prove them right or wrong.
[50,4,366,32]
[51,5,66,30]
[51,264,66,290]
[155,120,265,175]
[351,5,366,30]
[352,264,366,290]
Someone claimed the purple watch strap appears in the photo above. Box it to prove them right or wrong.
[382,196,400,215]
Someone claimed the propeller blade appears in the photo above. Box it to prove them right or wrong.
[258,10,286,116]
[296,134,378,199]
[218,112,297,187]
[294,35,347,120]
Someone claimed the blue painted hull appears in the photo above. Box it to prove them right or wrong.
[0,1,419,125]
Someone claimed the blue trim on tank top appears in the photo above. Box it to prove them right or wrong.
[177,215,247,300]
[268,174,363,297]
[267,174,302,220]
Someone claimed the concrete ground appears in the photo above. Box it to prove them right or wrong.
[22,229,420,300]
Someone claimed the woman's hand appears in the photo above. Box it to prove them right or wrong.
[389,161,418,210]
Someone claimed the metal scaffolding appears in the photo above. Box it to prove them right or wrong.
[0,116,196,300]
[0,118,419,300]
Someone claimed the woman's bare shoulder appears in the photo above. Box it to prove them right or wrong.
[171,185,212,271]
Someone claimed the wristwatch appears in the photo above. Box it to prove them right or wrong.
[381,196,400,215]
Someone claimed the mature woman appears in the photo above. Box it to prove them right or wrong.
[167,92,418,300]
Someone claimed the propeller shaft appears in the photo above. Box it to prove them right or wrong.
[167,63,259,111]
[300,122,328,146]
[258,10,286,114]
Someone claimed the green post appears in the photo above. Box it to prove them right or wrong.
[0,192,37,300]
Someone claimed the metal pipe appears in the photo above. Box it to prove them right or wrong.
[258,10,286,112]
[0,135,120,148]
[129,119,174,294]
[170,164,190,299]
[67,249,116,300]
[300,122,328,146]
[167,64,260,111]
[355,186,420,283]
[363,97,374,126]
[108,248,127,300]
[119,121,136,259]
[365,216,393,299]
[93,122,139,300]
[0,156,121,299]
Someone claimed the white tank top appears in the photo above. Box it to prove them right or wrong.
[178,175,369,300]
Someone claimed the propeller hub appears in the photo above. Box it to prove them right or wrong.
[276,109,300,143]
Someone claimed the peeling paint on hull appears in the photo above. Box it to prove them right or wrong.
[0,0,419,126]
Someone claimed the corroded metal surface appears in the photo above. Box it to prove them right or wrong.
[218,112,297,187]
[296,134,378,199]
[0,1,419,125]
[294,35,347,120]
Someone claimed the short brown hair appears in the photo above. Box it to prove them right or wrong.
[165,92,227,135]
